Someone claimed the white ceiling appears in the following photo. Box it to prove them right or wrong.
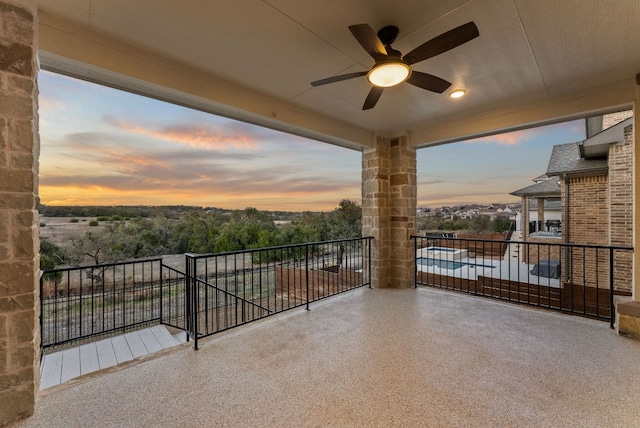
[36,0,640,149]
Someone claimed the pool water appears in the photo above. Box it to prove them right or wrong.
[417,257,495,270]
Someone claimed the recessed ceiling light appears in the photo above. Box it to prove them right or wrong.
[449,89,467,98]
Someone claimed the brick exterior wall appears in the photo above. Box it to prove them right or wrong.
[565,175,609,245]
[550,124,635,294]
[521,238,561,265]
[362,135,416,288]
[602,110,633,130]
[0,0,40,425]
[561,175,609,290]
[609,124,634,292]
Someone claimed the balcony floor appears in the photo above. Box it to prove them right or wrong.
[21,287,640,427]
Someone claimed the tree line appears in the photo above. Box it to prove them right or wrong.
[40,200,362,269]
[418,213,513,235]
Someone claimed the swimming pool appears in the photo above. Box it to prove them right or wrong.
[417,246,468,261]
[417,257,496,270]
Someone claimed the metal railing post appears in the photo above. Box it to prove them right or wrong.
[609,249,615,329]
[194,257,200,350]
[39,271,44,360]
[368,237,372,289]
[414,237,418,288]
[193,256,199,350]
[305,244,310,311]
[159,262,164,325]
[185,254,191,344]
[185,254,199,349]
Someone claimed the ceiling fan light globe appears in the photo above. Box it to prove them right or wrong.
[367,62,411,87]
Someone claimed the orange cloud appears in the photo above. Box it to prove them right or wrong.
[39,182,361,211]
[104,116,258,150]
[105,152,173,175]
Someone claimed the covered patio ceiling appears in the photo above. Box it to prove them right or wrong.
[37,0,640,150]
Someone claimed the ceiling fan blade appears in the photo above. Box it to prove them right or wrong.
[349,24,388,60]
[403,22,479,65]
[311,71,368,87]
[363,87,384,110]
[406,71,451,93]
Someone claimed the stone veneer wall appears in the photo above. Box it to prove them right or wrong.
[362,135,416,288]
[0,0,40,425]
[608,124,634,292]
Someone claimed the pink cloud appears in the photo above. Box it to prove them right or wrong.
[104,116,259,150]
[107,152,173,174]
[468,128,541,146]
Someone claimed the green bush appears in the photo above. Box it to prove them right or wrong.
[97,216,109,221]
[40,223,46,227]
[69,218,79,223]
[89,220,99,226]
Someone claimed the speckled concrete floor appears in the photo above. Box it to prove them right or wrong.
[18,288,640,427]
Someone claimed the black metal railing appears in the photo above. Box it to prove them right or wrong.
[412,236,633,326]
[40,258,186,351]
[184,237,372,349]
[160,264,187,332]
[40,237,372,352]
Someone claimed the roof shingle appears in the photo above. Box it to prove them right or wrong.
[546,142,608,176]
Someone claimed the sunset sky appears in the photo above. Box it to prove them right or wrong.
[39,71,585,211]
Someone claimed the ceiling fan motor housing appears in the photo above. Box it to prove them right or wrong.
[377,25,399,46]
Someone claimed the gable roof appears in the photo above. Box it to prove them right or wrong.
[510,177,560,198]
[546,142,608,177]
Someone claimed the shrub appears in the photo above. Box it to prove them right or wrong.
[69,218,79,223]
[89,220,99,226]
[40,223,46,227]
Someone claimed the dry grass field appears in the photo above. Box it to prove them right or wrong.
[39,216,106,248]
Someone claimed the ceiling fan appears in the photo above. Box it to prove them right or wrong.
[311,22,479,110]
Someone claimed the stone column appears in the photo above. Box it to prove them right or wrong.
[617,78,640,338]
[0,0,40,425]
[537,197,545,232]
[362,135,416,288]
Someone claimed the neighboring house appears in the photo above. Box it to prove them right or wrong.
[511,176,562,236]
[510,114,634,294]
